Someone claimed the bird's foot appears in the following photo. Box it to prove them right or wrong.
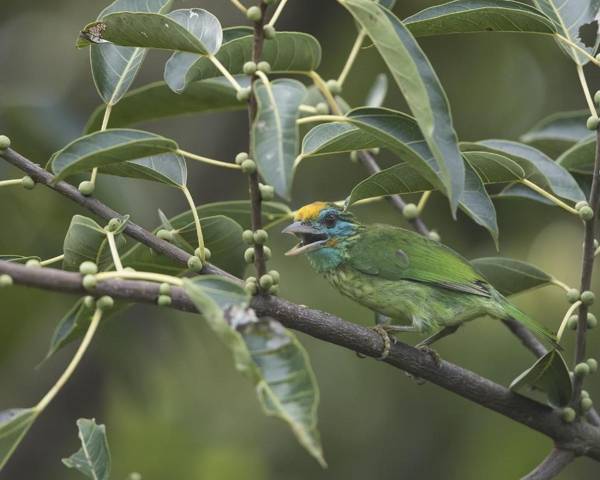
[371,325,396,360]
[416,344,442,367]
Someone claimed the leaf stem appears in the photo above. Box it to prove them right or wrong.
[308,71,342,116]
[90,103,113,185]
[520,179,579,215]
[177,149,241,170]
[337,29,366,87]
[0,178,24,188]
[416,190,432,214]
[95,270,183,286]
[229,0,247,14]
[555,34,600,68]
[181,185,205,259]
[35,308,103,412]
[40,254,64,267]
[550,278,572,292]
[267,0,289,27]
[576,64,597,117]
[297,115,348,125]
[106,230,123,271]
[207,55,243,92]
[556,300,581,343]
[299,104,318,114]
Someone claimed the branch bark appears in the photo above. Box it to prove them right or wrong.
[521,448,576,480]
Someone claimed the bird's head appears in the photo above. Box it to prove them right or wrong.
[282,202,360,260]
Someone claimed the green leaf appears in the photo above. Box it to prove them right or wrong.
[340,0,464,214]
[520,110,589,156]
[533,0,600,65]
[85,77,248,132]
[165,31,321,93]
[465,151,526,183]
[0,408,38,471]
[100,152,188,187]
[62,215,126,272]
[365,73,388,107]
[404,0,555,37]
[557,135,596,175]
[49,129,179,182]
[182,279,325,467]
[471,257,553,296]
[79,8,223,55]
[0,255,41,263]
[90,0,173,106]
[252,79,306,200]
[495,182,554,205]
[62,418,111,480]
[509,350,572,407]
[46,298,91,360]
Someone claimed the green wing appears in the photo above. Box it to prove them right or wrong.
[348,225,490,297]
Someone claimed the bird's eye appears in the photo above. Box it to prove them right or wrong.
[323,214,336,228]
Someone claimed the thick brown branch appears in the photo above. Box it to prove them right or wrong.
[521,448,576,480]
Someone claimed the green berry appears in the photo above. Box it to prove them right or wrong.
[78,180,95,196]
[268,284,279,295]
[0,135,11,149]
[157,229,174,241]
[588,313,598,328]
[567,314,579,330]
[253,229,269,244]
[243,61,257,75]
[107,218,120,232]
[236,87,252,102]
[428,231,441,242]
[187,256,203,272]
[259,183,274,200]
[21,176,35,190]
[587,115,600,130]
[157,295,172,307]
[575,362,590,377]
[566,288,580,303]
[194,247,211,260]
[326,79,342,95]
[79,261,98,275]
[83,296,95,309]
[159,283,171,295]
[402,203,419,220]
[595,90,600,106]
[244,247,255,264]
[82,274,97,290]
[315,102,329,115]
[263,245,272,260]
[246,5,262,21]
[124,267,136,273]
[259,274,274,289]
[246,276,257,284]
[586,358,598,373]
[581,397,594,412]
[245,281,258,296]
[97,295,114,311]
[370,147,381,155]
[579,206,594,221]
[582,389,590,398]
[263,25,276,39]
[25,259,41,268]
[268,270,280,283]
[0,274,13,287]
[581,290,595,305]
[235,152,249,164]
[561,407,576,423]
[203,248,211,261]
[575,200,589,211]
[242,230,255,245]
[257,61,271,73]
[241,159,257,174]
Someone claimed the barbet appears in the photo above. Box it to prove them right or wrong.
[283,202,556,357]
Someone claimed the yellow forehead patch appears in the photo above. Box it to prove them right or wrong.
[294,202,328,221]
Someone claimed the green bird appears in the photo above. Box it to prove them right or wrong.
[283,202,556,356]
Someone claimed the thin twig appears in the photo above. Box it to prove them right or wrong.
[521,448,576,480]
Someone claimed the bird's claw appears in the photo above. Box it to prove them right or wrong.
[371,325,394,360]
[417,344,442,367]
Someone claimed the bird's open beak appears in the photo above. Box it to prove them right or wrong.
[282,222,329,256]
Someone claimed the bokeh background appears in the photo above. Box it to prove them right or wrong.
[1,1,600,479]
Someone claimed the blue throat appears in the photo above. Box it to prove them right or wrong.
[306,245,345,273]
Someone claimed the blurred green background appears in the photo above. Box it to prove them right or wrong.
[1,1,599,479]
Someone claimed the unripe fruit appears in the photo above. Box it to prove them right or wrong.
[370,147,381,155]
[315,102,329,114]
[241,159,257,174]
[579,206,594,221]
[187,256,203,272]
[124,267,136,273]
[581,290,595,305]
[561,407,576,423]
[244,247,255,263]
[79,261,98,275]
[575,200,589,211]
[243,61,257,75]
[246,5,262,21]
[194,247,211,260]
[157,295,172,307]
[326,79,342,95]
[107,218,121,232]
[242,230,255,245]
[236,87,252,102]
[97,295,114,311]
[26,259,41,268]
[257,61,271,73]
[259,183,274,200]
[575,362,590,377]
[566,288,580,303]
[402,203,418,220]
[263,245,272,260]
[245,281,258,295]
[581,397,594,412]
[259,274,274,289]
[0,274,13,287]
[567,314,579,330]
[246,276,257,284]
[235,152,249,164]
[157,229,174,241]
[263,25,276,39]
[0,135,11,149]
[268,270,280,283]
[428,230,441,242]
[159,283,171,295]
[83,296,95,309]
[253,229,269,244]
[595,90,600,105]
[268,284,279,295]
[587,115,600,130]
[83,274,97,290]
[587,358,598,373]
[21,176,35,190]
[582,390,590,398]
[588,313,598,328]
[78,180,95,196]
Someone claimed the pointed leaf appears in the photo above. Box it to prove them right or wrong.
[49,129,179,182]
[62,418,111,480]
[557,135,596,175]
[495,182,554,204]
[252,79,306,199]
[520,110,590,156]
[533,0,600,65]
[165,31,321,93]
[510,350,572,407]
[471,256,553,296]
[79,8,223,55]
[90,0,173,106]
[365,73,388,107]
[85,77,249,132]
[404,0,555,37]
[0,408,38,471]
[340,0,464,213]
[100,152,187,187]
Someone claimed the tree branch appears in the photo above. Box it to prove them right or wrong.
[522,448,576,480]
